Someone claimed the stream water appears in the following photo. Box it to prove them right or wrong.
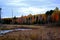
[0,28,32,36]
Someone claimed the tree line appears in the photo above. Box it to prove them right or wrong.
[1,7,60,25]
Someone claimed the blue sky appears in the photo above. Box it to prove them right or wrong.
[0,0,60,18]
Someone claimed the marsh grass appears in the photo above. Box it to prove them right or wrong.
[0,25,39,30]
[0,25,60,40]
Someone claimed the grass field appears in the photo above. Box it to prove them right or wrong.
[0,25,60,40]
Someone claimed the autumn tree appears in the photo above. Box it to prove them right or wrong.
[54,7,59,11]
[35,16,38,24]
[2,18,12,24]
[45,10,54,23]
[13,16,17,24]
[46,10,54,16]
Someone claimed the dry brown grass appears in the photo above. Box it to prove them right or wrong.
[0,25,39,30]
[0,25,60,40]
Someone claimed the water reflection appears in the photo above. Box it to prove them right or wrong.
[0,28,32,36]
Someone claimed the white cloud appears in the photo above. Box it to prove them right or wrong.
[5,0,28,6]
[7,3,28,6]
[40,0,48,1]
[18,7,48,15]
[7,0,24,3]
[2,0,60,18]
